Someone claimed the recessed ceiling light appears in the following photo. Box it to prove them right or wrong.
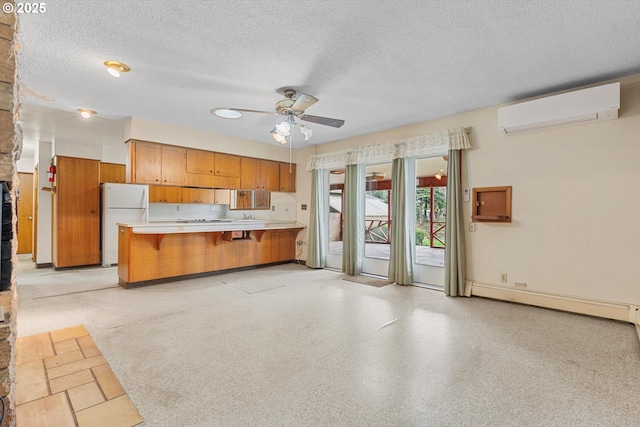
[77,108,96,118]
[211,108,242,119]
[103,60,130,77]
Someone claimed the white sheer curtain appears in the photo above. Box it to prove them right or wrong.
[306,169,329,269]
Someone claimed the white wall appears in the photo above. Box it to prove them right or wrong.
[297,75,640,306]
[36,140,53,265]
[16,155,35,173]
[125,117,293,162]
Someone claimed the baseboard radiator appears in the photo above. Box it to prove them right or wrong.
[465,281,640,326]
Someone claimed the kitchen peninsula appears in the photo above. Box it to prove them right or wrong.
[117,220,304,288]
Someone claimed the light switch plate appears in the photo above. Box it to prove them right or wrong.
[464,188,470,202]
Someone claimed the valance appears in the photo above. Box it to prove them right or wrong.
[306,127,470,171]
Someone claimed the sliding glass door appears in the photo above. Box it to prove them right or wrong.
[412,156,448,287]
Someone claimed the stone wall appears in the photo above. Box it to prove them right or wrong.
[0,2,18,426]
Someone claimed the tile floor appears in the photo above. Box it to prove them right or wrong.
[16,257,640,426]
[15,325,143,427]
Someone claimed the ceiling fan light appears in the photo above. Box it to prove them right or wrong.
[275,120,291,136]
[271,132,287,144]
[299,125,313,141]
[212,108,242,119]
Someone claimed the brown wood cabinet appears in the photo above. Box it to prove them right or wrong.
[100,163,126,183]
[129,140,186,185]
[240,158,279,191]
[255,229,298,264]
[52,156,100,268]
[185,148,215,187]
[183,188,216,204]
[214,153,240,177]
[149,185,183,203]
[260,160,280,191]
[270,230,297,262]
[118,226,303,286]
[240,157,261,190]
[186,148,215,174]
[279,162,296,192]
[127,139,295,193]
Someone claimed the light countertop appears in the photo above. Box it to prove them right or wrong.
[118,220,303,234]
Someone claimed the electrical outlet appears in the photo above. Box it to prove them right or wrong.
[464,188,470,202]
[468,222,476,232]
[271,205,275,211]
[176,205,180,211]
[515,282,527,287]
[500,273,508,283]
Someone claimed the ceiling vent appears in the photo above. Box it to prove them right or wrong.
[498,82,620,135]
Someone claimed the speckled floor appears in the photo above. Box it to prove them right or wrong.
[17,255,640,426]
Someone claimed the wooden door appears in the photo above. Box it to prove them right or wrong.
[240,157,261,190]
[32,165,38,262]
[133,141,162,184]
[53,156,100,267]
[17,172,33,254]
[279,163,296,192]
[259,160,279,191]
[161,146,186,185]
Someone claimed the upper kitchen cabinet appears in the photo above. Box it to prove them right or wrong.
[240,157,260,190]
[212,153,240,188]
[100,162,126,183]
[128,140,186,186]
[279,162,296,192]
[185,148,215,187]
[240,158,280,191]
[186,148,215,174]
[260,160,280,191]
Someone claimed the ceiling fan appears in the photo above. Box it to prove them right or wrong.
[211,89,345,143]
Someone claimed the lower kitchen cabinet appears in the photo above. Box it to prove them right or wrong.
[118,226,303,287]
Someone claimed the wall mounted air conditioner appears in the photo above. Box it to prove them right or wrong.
[498,82,620,135]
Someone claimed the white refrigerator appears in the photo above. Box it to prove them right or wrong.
[102,183,149,267]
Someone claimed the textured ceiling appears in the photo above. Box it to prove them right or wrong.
[16,0,640,153]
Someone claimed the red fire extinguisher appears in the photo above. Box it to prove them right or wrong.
[48,164,56,182]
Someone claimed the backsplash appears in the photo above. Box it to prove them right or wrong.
[148,192,297,222]
[149,203,228,221]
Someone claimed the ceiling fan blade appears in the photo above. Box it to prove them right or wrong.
[291,93,318,114]
[300,114,345,128]
[228,108,275,115]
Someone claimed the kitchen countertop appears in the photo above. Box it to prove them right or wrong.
[118,220,303,234]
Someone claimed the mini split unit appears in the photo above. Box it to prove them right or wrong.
[498,82,620,135]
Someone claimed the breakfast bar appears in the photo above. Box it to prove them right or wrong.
[117,220,304,288]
